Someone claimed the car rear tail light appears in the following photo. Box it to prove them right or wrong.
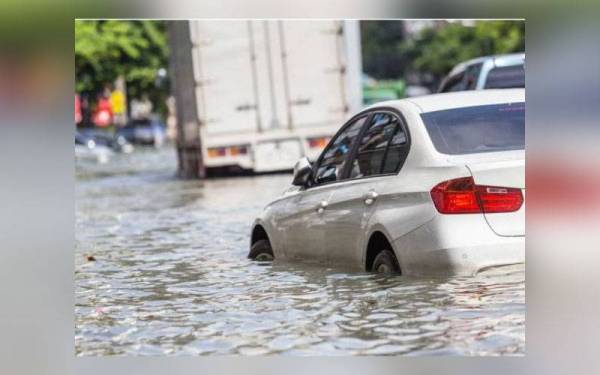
[308,137,330,149]
[430,177,523,214]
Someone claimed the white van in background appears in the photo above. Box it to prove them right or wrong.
[189,20,363,174]
[438,53,525,93]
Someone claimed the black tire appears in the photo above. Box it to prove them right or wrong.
[248,239,274,261]
[372,249,400,275]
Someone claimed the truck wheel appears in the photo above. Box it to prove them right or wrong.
[372,249,400,275]
[248,239,274,261]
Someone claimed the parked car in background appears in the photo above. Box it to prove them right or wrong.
[116,118,166,147]
[438,53,525,93]
[75,132,114,164]
[249,89,525,276]
[78,128,134,153]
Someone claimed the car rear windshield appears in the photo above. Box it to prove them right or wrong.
[421,102,525,155]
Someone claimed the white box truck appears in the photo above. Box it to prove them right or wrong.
[189,20,363,173]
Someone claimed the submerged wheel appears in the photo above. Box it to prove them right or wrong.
[248,239,274,261]
[372,249,400,275]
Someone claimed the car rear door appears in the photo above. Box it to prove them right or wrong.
[322,111,410,267]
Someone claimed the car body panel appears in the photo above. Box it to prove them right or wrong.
[117,119,166,146]
[482,195,525,237]
[406,88,524,113]
[276,184,336,263]
[461,153,525,236]
[466,155,525,188]
[392,213,524,276]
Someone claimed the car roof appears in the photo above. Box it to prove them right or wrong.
[492,52,525,67]
[369,88,525,113]
[448,52,525,76]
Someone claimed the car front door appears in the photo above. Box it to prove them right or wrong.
[322,111,410,268]
[278,115,368,263]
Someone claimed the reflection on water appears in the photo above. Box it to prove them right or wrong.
[75,148,524,356]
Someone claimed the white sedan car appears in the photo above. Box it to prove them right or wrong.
[249,89,525,276]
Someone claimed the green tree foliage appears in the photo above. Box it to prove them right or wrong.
[361,21,407,79]
[400,21,525,80]
[75,20,169,110]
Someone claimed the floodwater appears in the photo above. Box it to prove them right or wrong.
[75,147,525,356]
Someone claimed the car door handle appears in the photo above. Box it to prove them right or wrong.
[317,200,328,214]
[364,191,378,205]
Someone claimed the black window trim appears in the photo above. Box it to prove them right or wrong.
[342,108,411,183]
[438,71,464,93]
[308,112,373,189]
[307,107,411,189]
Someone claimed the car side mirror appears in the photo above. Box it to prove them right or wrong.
[292,157,312,187]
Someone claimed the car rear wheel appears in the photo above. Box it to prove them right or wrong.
[248,239,274,261]
[372,249,400,275]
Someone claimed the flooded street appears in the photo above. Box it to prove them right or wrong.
[75,148,525,356]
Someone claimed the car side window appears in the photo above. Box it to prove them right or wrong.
[464,63,483,90]
[381,121,409,173]
[440,63,483,93]
[313,116,367,185]
[348,113,398,179]
[484,65,525,89]
[440,72,465,92]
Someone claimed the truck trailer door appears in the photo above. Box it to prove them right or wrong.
[191,20,259,135]
[277,20,349,129]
